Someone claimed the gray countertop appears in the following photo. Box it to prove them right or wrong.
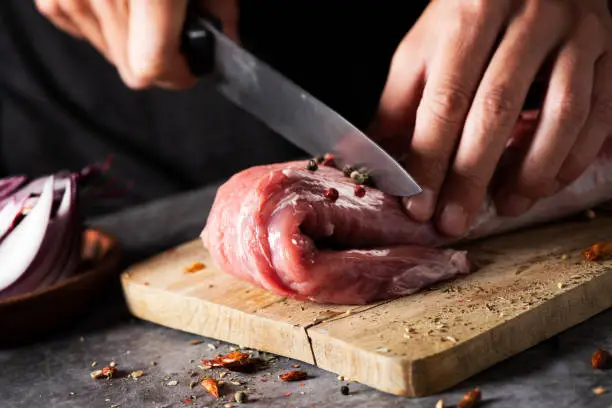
[1,185,612,408]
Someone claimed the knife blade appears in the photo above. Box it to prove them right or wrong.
[180,12,422,197]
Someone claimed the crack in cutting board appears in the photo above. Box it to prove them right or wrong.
[120,216,612,396]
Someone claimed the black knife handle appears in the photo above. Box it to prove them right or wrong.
[180,3,221,77]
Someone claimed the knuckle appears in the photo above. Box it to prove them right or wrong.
[452,163,489,193]
[35,0,60,17]
[477,85,521,123]
[424,84,472,125]
[550,95,589,129]
[592,97,612,127]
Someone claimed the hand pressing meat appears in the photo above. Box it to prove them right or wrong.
[201,139,612,305]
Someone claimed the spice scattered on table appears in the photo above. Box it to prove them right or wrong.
[435,399,445,408]
[128,370,144,380]
[207,343,217,350]
[219,372,228,378]
[184,262,206,273]
[591,349,610,369]
[151,361,157,366]
[283,392,292,397]
[201,377,220,398]
[593,386,606,395]
[188,340,203,345]
[202,351,254,372]
[234,391,248,404]
[279,370,308,382]
[109,361,117,368]
[167,380,179,386]
[291,364,300,368]
[340,385,349,395]
[91,361,97,367]
[456,388,481,408]
[90,365,117,379]
[375,347,390,353]
[582,242,612,261]
[337,375,344,381]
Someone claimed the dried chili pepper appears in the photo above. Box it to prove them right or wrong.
[582,242,612,261]
[592,349,610,369]
[354,185,366,197]
[90,365,117,379]
[201,377,220,398]
[279,370,308,382]
[325,188,339,202]
[184,262,206,273]
[457,388,481,408]
[201,351,254,372]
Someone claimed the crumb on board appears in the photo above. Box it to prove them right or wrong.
[184,262,206,273]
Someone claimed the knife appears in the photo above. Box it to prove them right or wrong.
[180,10,422,197]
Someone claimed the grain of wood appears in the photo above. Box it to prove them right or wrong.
[121,216,612,396]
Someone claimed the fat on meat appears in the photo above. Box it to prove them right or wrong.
[201,140,612,305]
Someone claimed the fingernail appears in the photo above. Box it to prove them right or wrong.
[403,188,435,221]
[504,194,534,216]
[439,203,468,237]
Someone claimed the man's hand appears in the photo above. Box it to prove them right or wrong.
[371,0,612,237]
[35,0,238,90]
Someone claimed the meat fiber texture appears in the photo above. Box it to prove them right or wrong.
[201,140,612,305]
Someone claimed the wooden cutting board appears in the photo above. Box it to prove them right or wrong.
[120,214,612,397]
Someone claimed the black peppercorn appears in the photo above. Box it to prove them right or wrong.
[341,385,349,395]
[342,164,354,177]
[315,155,325,164]
[306,160,318,171]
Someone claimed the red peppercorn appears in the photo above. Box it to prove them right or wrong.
[322,153,335,167]
[354,185,366,197]
[325,188,339,202]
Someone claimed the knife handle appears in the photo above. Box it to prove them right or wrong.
[180,4,220,77]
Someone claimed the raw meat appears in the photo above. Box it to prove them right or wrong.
[201,140,612,305]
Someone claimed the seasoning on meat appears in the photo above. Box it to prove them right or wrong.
[306,160,318,172]
[325,188,339,202]
[201,138,612,305]
[354,185,366,197]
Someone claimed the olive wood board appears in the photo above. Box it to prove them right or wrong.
[120,215,612,397]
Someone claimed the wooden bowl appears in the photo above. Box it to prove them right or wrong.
[0,229,121,345]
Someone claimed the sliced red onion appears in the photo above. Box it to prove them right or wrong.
[0,176,81,298]
[0,176,54,293]
[0,158,121,299]
[0,196,28,243]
